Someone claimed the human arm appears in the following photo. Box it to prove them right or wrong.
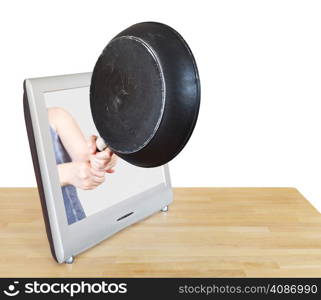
[48,107,89,162]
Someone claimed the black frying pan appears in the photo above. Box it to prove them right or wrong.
[90,22,200,167]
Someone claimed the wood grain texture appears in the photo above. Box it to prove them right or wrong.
[0,187,321,277]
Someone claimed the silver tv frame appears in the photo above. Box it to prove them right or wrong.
[23,72,173,264]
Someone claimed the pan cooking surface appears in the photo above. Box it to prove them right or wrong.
[90,36,165,153]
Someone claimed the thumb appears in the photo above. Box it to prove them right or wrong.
[88,135,97,154]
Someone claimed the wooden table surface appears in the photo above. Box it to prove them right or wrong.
[0,187,321,277]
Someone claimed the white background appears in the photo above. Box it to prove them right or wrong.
[1,1,321,211]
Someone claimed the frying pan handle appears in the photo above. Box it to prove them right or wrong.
[96,136,108,152]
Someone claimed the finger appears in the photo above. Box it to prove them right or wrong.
[105,147,113,156]
[87,135,97,154]
[92,158,109,170]
[92,175,105,184]
[91,168,105,177]
[105,155,117,170]
[82,186,93,190]
[95,151,111,160]
[90,155,106,167]
[106,169,115,174]
[93,166,106,173]
[105,153,117,164]
[105,162,116,171]
[90,159,99,170]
